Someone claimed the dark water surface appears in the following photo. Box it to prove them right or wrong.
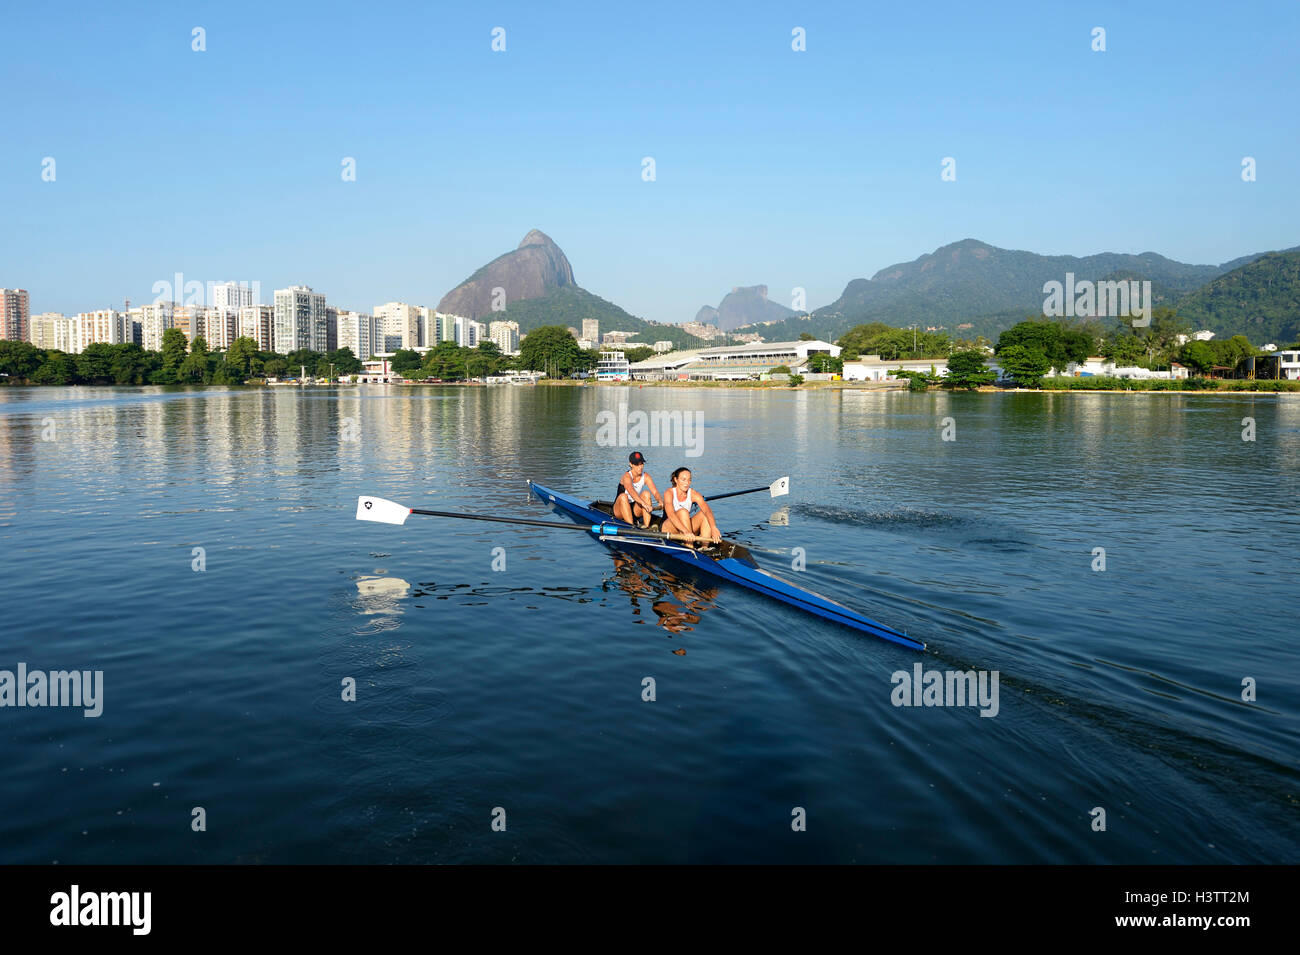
[1,385,1296,863]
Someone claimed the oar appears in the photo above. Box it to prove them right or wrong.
[355,496,705,543]
[706,476,790,502]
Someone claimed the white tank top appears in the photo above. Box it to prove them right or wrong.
[625,469,646,497]
[670,487,694,512]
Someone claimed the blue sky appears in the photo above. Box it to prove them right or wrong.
[2,0,1297,321]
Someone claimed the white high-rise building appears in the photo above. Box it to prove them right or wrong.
[428,310,460,343]
[449,315,487,348]
[211,283,257,351]
[323,305,338,352]
[138,301,178,351]
[374,302,420,351]
[211,281,258,312]
[239,306,274,351]
[582,318,599,343]
[29,312,69,350]
[274,286,327,353]
[337,310,376,361]
[418,306,443,346]
[1,289,30,342]
[71,309,129,353]
[489,320,520,355]
[203,306,237,350]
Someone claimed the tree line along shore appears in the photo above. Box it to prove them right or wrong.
[2,311,1298,393]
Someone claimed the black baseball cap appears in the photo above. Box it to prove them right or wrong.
[629,451,646,465]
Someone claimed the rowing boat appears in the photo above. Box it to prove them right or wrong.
[527,481,924,650]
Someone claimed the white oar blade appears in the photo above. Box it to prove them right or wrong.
[356,496,411,525]
[769,476,790,498]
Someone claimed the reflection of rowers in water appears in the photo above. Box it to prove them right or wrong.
[608,553,719,633]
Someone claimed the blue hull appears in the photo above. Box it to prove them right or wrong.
[528,481,924,651]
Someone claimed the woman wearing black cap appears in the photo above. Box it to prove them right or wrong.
[613,451,662,529]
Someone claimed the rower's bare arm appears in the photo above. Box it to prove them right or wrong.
[700,500,721,540]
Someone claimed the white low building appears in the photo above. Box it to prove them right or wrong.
[1064,356,1188,380]
[358,359,395,383]
[630,339,840,381]
[842,355,951,381]
[596,351,630,381]
[1275,349,1300,380]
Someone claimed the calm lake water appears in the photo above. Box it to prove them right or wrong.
[1,384,1297,863]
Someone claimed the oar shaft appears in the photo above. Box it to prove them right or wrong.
[409,508,700,543]
[706,486,767,502]
[707,476,790,502]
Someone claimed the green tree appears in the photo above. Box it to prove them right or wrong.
[798,332,816,341]
[423,340,465,379]
[76,343,117,384]
[32,351,78,384]
[787,373,805,385]
[161,328,189,372]
[466,353,494,378]
[178,350,209,383]
[806,353,843,374]
[623,345,655,364]
[227,337,259,376]
[209,361,244,385]
[1100,329,1146,366]
[325,346,363,376]
[284,349,322,377]
[0,340,44,380]
[390,348,423,377]
[108,343,155,384]
[996,320,1094,371]
[997,345,1052,387]
[519,326,583,377]
[263,357,288,378]
[1177,340,1216,375]
[944,349,996,389]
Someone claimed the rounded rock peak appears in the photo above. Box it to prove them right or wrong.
[518,229,558,250]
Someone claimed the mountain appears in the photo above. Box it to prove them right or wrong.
[440,230,717,350]
[741,238,1290,343]
[438,230,576,319]
[694,285,796,332]
[486,286,716,351]
[1175,251,1300,344]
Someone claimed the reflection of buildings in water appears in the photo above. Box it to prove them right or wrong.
[355,575,411,616]
[1276,398,1300,472]
[606,553,718,633]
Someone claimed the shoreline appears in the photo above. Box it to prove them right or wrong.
[3,380,1296,396]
